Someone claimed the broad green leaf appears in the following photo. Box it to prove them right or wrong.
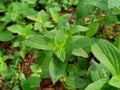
[7,25,24,35]
[109,75,120,88]
[92,40,120,75]
[72,48,88,58]
[56,50,66,62]
[108,0,120,9]
[22,35,55,50]
[85,78,109,90]
[0,32,14,41]
[86,21,99,37]
[69,25,89,35]
[88,60,110,82]
[65,75,87,89]
[49,58,66,84]
[71,36,95,49]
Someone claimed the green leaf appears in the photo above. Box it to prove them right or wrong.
[115,33,120,49]
[65,75,87,89]
[55,29,66,45]
[27,10,49,23]
[76,0,95,18]
[86,21,99,37]
[72,48,88,58]
[27,74,41,89]
[88,0,109,12]
[22,0,36,4]
[92,40,120,76]
[56,50,66,62]
[69,25,89,35]
[0,57,7,76]
[109,75,120,88]
[37,51,52,78]
[71,36,95,49]
[19,73,32,90]
[49,58,66,84]
[7,25,24,35]
[0,2,6,12]
[85,78,109,90]
[22,35,55,50]
[88,60,110,82]
[0,32,14,41]
[108,0,120,9]
[49,8,61,23]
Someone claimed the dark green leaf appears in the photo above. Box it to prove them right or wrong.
[86,21,99,37]
[88,60,110,82]
[65,75,87,89]
[76,0,95,19]
[19,73,32,90]
[49,58,66,84]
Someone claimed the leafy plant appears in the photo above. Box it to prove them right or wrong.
[1,0,120,90]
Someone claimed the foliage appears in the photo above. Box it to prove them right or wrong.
[0,0,120,90]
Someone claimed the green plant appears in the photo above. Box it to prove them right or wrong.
[1,0,120,90]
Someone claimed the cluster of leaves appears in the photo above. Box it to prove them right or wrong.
[1,0,120,90]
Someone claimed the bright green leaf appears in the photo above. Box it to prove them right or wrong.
[72,48,88,58]
[109,75,120,88]
[85,78,109,90]
[49,8,61,23]
[92,40,120,76]
[7,25,24,35]
[56,50,66,62]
